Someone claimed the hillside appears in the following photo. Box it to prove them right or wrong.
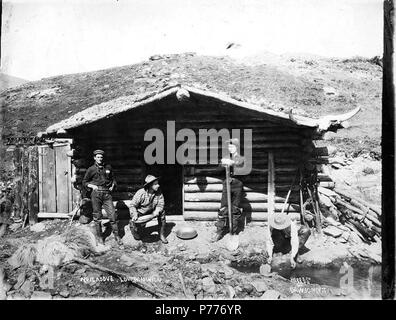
[0,73,28,92]
[1,53,382,156]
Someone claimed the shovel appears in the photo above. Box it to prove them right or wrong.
[225,165,239,251]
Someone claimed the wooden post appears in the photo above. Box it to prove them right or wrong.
[28,146,39,225]
[267,152,275,216]
[38,146,44,212]
[12,147,23,219]
[382,0,394,300]
[21,148,30,222]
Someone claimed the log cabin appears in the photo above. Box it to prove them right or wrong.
[0,53,360,224]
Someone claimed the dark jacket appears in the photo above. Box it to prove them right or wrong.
[82,163,116,190]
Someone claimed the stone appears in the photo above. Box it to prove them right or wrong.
[120,254,135,267]
[196,253,210,263]
[251,280,268,293]
[323,86,337,95]
[75,267,87,275]
[323,226,343,238]
[223,267,234,279]
[202,277,216,294]
[348,232,363,245]
[242,283,254,294]
[20,279,33,298]
[31,291,52,300]
[259,264,271,276]
[14,271,26,290]
[59,290,70,298]
[226,285,236,298]
[30,222,46,233]
[260,289,281,300]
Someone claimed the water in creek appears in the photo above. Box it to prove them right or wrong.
[230,262,381,298]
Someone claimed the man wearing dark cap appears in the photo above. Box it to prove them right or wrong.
[211,138,245,242]
[128,175,168,244]
[82,150,122,246]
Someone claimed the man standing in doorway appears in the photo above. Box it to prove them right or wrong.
[128,175,168,244]
[211,138,244,242]
[82,150,122,246]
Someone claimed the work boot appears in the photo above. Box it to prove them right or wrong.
[93,221,105,245]
[159,222,168,244]
[130,222,142,241]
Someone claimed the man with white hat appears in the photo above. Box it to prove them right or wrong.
[82,149,122,247]
[211,138,245,242]
[128,175,168,244]
[266,213,311,268]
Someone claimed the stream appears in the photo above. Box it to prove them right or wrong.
[230,262,381,298]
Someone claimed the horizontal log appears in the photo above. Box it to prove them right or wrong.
[349,199,380,220]
[319,182,335,189]
[38,212,71,219]
[186,142,302,150]
[76,134,305,145]
[111,199,294,211]
[309,158,330,164]
[317,173,333,182]
[314,146,337,156]
[183,202,299,212]
[183,183,299,193]
[335,199,381,227]
[318,186,338,198]
[184,192,290,203]
[183,211,301,221]
[333,188,381,216]
[183,175,298,184]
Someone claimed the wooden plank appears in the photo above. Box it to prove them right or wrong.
[183,211,300,221]
[55,145,71,213]
[37,212,70,219]
[41,146,57,212]
[38,146,44,212]
[21,147,30,222]
[67,145,73,213]
[28,146,39,225]
[268,152,275,215]
[12,147,23,219]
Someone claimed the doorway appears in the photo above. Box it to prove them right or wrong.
[144,163,183,215]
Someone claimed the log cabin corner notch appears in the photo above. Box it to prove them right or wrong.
[40,85,360,222]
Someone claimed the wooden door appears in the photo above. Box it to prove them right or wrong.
[38,142,73,214]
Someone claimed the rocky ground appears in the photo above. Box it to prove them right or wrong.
[0,51,382,300]
[0,209,381,300]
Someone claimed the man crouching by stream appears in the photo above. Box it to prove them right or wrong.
[128,175,168,244]
[82,150,123,247]
[266,213,310,269]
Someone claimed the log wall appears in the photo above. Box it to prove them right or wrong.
[68,94,317,220]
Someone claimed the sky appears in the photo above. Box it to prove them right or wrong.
[1,0,383,81]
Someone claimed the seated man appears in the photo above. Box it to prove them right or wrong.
[128,175,168,244]
[266,213,311,269]
[211,138,244,242]
[82,149,122,246]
